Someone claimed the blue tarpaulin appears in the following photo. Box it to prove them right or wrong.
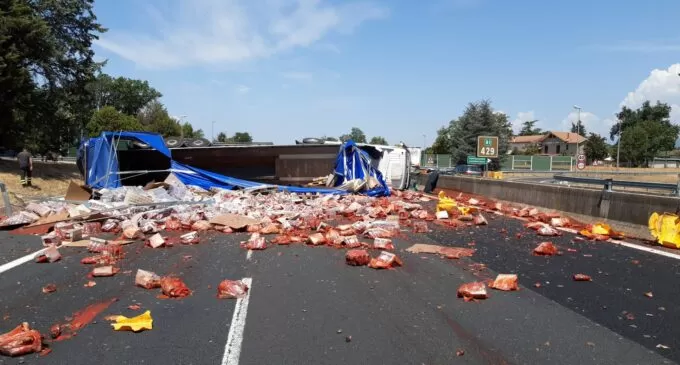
[78,131,348,195]
[80,131,171,189]
[332,140,390,197]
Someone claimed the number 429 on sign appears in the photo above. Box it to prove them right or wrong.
[479,147,495,156]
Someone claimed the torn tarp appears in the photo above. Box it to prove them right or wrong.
[331,140,390,197]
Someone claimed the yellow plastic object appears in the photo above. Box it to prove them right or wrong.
[436,191,458,213]
[110,310,153,332]
[591,223,612,235]
[648,212,680,248]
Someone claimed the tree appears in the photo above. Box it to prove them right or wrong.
[323,136,339,142]
[86,106,143,137]
[339,127,367,143]
[430,127,452,154]
[571,120,587,137]
[216,132,228,142]
[518,120,542,136]
[181,122,204,138]
[0,0,105,150]
[523,144,542,155]
[87,73,162,115]
[610,101,679,166]
[369,136,388,145]
[231,132,253,143]
[446,100,512,163]
[583,133,608,162]
[137,100,181,137]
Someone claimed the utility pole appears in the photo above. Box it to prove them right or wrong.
[616,117,622,169]
[573,105,582,156]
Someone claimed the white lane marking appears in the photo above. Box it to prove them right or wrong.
[556,227,680,260]
[246,250,253,261]
[609,240,680,260]
[0,248,47,274]
[221,277,253,365]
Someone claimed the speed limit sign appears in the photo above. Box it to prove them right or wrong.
[577,161,585,170]
[577,154,586,162]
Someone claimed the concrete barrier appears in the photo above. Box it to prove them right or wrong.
[421,175,680,227]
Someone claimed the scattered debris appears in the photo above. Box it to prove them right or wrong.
[345,336,352,343]
[368,251,403,269]
[49,324,62,339]
[405,243,475,259]
[457,282,488,301]
[42,284,57,294]
[92,266,119,277]
[573,274,592,282]
[644,292,653,298]
[489,274,519,291]
[35,246,61,263]
[474,214,488,226]
[372,238,394,250]
[217,279,249,299]
[84,281,97,288]
[456,349,465,357]
[136,269,161,289]
[307,233,327,246]
[147,233,166,248]
[533,242,558,256]
[128,304,141,311]
[346,249,371,266]
[656,344,670,350]
[179,231,199,245]
[241,233,267,250]
[109,310,153,332]
[0,323,42,357]
[160,277,191,298]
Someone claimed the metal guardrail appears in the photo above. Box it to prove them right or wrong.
[553,175,680,196]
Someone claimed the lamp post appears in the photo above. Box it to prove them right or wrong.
[573,105,582,156]
[616,118,622,168]
[178,115,187,138]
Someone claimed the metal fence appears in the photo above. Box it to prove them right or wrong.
[422,154,574,172]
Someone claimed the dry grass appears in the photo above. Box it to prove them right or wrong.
[0,159,81,206]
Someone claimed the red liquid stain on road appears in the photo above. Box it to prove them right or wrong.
[52,298,118,342]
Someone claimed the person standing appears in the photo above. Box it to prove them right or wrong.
[17,148,33,187]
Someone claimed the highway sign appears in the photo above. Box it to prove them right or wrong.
[577,154,586,162]
[577,161,586,170]
[467,156,490,165]
[477,136,499,158]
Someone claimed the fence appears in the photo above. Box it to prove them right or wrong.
[421,154,574,172]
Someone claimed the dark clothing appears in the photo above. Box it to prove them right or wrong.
[17,151,31,168]
[20,167,32,186]
[424,171,439,194]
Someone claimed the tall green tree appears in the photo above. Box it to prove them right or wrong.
[518,120,542,136]
[571,120,587,137]
[86,106,143,136]
[369,136,388,145]
[445,100,512,163]
[340,127,367,143]
[87,73,162,115]
[181,122,204,138]
[216,132,228,142]
[137,100,181,137]
[430,127,452,154]
[231,132,253,143]
[583,133,608,162]
[0,0,105,149]
[610,101,679,166]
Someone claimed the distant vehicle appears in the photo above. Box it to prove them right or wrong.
[454,164,483,176]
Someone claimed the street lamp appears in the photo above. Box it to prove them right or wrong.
[616,117,622,169]
[573,105,582,155]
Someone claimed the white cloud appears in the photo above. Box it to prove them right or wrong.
[560,110,615,139]
[281,71,313,80]
[96,0,388,69]
[621,63,680,124]
[235,84,251,94]
[510,111,537,134]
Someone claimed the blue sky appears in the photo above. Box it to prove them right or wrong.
[93,0,680,147]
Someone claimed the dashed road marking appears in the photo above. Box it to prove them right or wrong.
[221,277,253,365]
[0,248,47,275]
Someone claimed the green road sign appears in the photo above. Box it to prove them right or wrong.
[467,156,490,165]
[477,136,499,158]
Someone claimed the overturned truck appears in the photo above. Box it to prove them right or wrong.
[77,131,411,195]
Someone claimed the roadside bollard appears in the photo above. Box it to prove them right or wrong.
[0,182,12,216]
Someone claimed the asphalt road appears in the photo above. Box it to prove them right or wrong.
[0,213,677,365]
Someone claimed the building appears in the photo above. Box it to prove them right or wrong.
[510,131,586,155]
